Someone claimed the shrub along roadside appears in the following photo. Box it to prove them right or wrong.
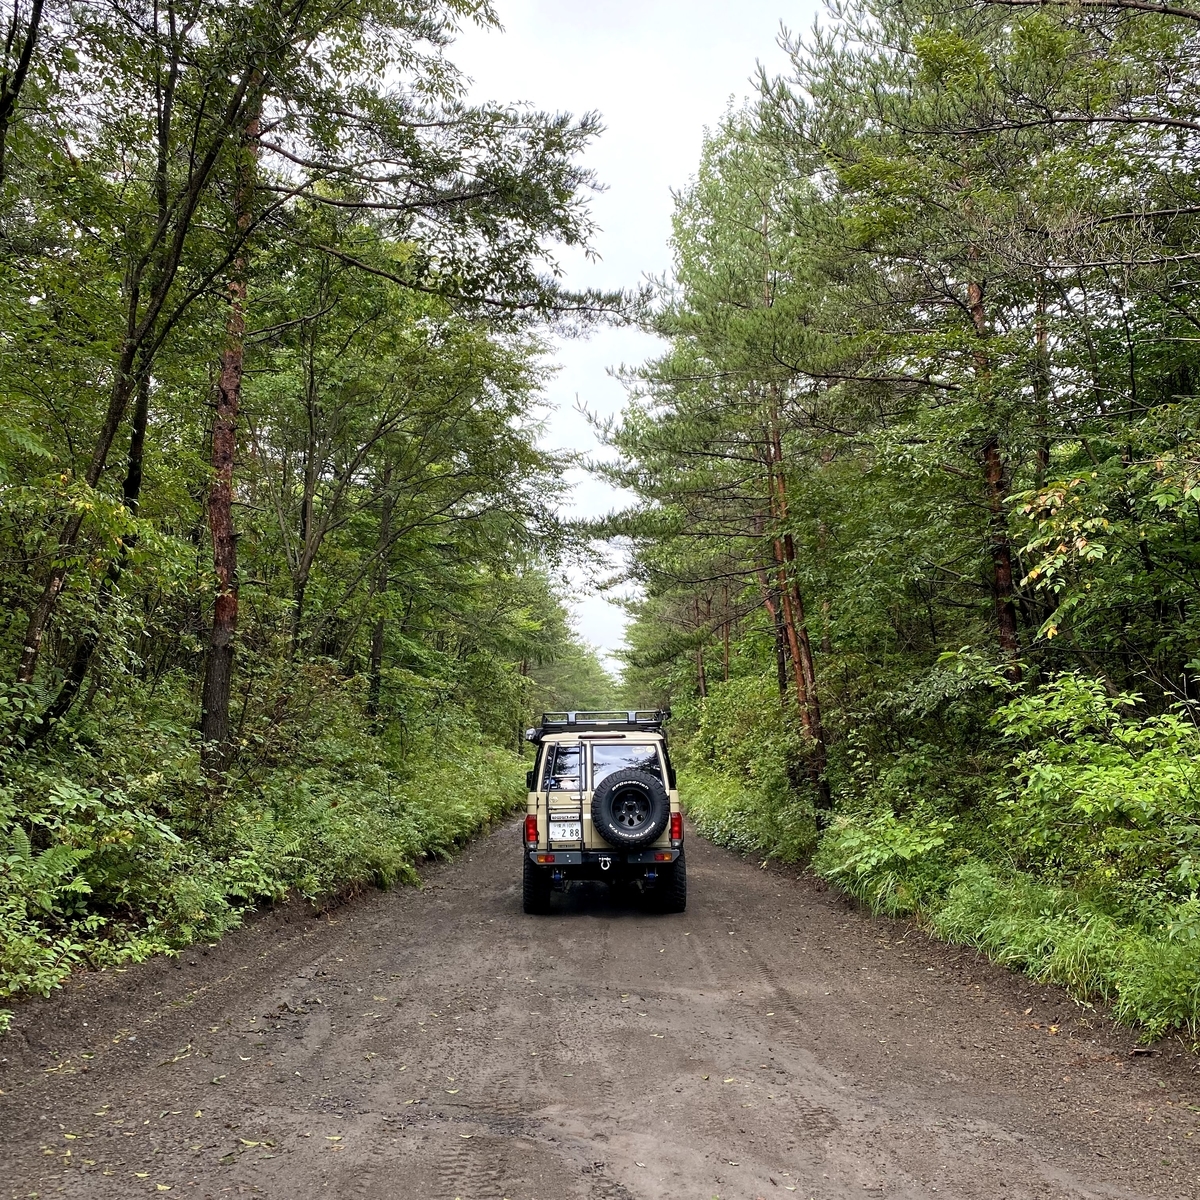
[682,766,817,864]
[688,781,1200,1040]
[680,671,1200,1044]
[816,830,1200,1041]
[1,674,525,1034]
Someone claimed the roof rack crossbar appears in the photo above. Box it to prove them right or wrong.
[524,709,671,742]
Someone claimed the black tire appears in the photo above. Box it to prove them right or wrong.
[655,848,687,913]
[522,854,552,914]
[590,768,670,849]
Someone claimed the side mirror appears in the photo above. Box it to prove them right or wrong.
[526,770,535,790]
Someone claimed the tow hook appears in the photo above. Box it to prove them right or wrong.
[599,856,611,871]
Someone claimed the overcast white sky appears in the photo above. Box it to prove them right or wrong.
[452,1,819,669]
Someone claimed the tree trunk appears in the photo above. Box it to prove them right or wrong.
[366,468,394,718]
[770,595,789,701]
[1034,286,1050,487]
[0,0,45,191]
[368,615,386,717]
[983,435,1021,675]
[199,296,245,758]
[968,275,1022,682]
[766,415,831,810]
[289,575,308,659]
[748,535,787,700]
[200,110,258,765]
[31,372,153,733]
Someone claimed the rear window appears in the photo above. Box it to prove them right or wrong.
[591,743,662,786]
[543,743,582,791]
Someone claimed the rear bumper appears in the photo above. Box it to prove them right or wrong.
[528,847,680,867]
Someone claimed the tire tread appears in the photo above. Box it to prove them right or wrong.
[522,854,552,914]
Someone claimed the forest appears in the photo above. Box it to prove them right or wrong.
[3,0,1200,1045]
[608,0,1200,1039]
[0,0,616,1030]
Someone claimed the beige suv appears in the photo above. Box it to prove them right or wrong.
[521,711,685,914]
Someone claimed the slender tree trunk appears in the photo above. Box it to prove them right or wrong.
[754,562,789,702]
[1034,287,1050,487]
[291,374,318,657]
[968,275,1022,682]
[31,372,153,733]
[366,471,394,720]
[200,109,259,764]
[766,414,831,809]
[774,555,809,716]
[199,300,245,757]
[289,575,308,659]
[983,435,1021,668]
[0,0,45,191]
[770,594,788,700]
[368,617,386,716]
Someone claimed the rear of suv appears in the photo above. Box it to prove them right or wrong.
[521,710,685,914]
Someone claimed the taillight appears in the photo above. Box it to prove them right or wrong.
[669,812,683,843]
[524,815,538,847]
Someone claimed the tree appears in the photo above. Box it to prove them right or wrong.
[1,0,617,758]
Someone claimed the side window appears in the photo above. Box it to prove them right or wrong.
[544,743,582,791]
[532,744,548,789]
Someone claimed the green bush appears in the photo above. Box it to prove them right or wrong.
[683,765,816,863]
[0,671,524,1033]
[995,673,1200,920]
[799,673,1200,1040]
[678,672,818,863]
[677,667,1200,1041]
[813,810,957,917]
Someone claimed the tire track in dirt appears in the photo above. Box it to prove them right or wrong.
[1,823,1198,1199]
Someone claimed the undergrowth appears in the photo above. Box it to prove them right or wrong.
[678,672,818,863]
[0,668,524,1033]
[683,765,816,863]
[680,669,1200,1042]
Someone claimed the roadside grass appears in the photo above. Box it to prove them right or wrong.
[1,673,525,1033]
[685,768,1200,1043]
[682,765,818,864]
[679,670,1200,1045]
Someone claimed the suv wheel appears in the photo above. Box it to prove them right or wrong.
[655,848,687,913]
[522,854,552,914]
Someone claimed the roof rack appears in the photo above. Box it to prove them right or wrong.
[525,710,670,742]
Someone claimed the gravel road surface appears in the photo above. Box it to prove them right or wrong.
[2,821,1198,1199]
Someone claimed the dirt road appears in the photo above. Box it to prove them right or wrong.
[1,822,1198,1199]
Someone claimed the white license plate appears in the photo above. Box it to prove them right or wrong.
[550,821,581,842]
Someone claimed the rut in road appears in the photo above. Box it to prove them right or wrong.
[1,821,1198,1200]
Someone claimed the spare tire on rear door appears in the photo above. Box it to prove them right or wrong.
[591,768,670,850]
